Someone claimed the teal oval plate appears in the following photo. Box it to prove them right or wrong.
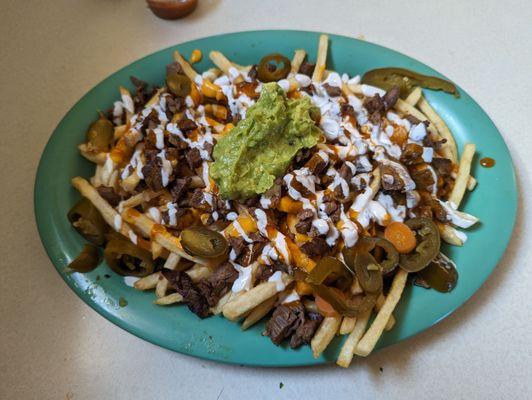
[34,30,517,367]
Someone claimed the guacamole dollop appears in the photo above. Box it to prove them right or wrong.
[210,83,322,200]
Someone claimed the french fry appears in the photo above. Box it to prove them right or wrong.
[173,50,200,82]
[222,274,293,321]
[355,269,408,356]
[210,291,234,315]
[155,253,181,298]
[438,222,464,246]
[117,190,162,211]
[449,143,476,207]
[241,295,277,330]
[467,176,477,191]
[121,172,141,193]
[311,315,341,358]
[209,51,235,75]
[119,86,134,117]
[134,272,161,290]
[404,87,422,106]
[78,143,107,164]
[418,96,458,162]
[376,293,396,331]
[394,99,439,137]
[154,292,183,305]
[121,208,208,265]
[336,309,372,368]
[187,263,212,282]
[312,34,329,82]
[339,317,357,335]
[289,49,306,76]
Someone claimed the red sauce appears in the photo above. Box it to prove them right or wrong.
[480,157,495,168]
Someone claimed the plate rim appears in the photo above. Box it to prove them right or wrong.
[34,29,518,367]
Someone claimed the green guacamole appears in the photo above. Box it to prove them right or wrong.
[210,83,322,200]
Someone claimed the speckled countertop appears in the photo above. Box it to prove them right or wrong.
[1,0,531,399]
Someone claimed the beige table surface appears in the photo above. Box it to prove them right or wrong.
[1,0,531,399]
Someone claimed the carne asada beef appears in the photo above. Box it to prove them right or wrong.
[289,311,324,348]
[197,262,238,307]
[162,269,210,318]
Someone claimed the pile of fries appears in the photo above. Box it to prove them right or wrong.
[70,34,479,367]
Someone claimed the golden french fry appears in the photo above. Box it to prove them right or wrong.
[394,99,439,137]
[376,294,396,331]
[117,190,162,211]
[222,274,293,321]
[78,144,107,164]
[241,295,277,330]
[155,253,181,298]
[211,291,236,315]
[186,263,212,282]
[418,95,458,162]
[312,34,328,82]
[404,87,422,106]
[438,222,464,246]
[134,272,161,291]
[173,50,200,82]
[467,176,477,191]
[154,292,183,305]
[336,309,372,368]
[355,269,408,356]
[121,172,141,193]
[209,51,235,75]
[311,315,341,359]
[449,143,476,207]
[289,49,306,76]
[339,317,357,335]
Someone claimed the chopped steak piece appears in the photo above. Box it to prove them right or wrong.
[265,302,306,345]
[197,262,238,307]
[166,62,184,76]
[97,186,121,206]
[237,241,267,265]
[322,83,342,97]
[141,150,164,191]
[289,311,324,348]
[432,157,453,177]
[228,236,246,259]
[383,86,400,110]
[423,135,447,150]
[401,143,424,166]
[186,147,203,169]
[298,61,316,77]
[300,237,330,257]
[295,208,314,234]
[379,164,408,191]
[364,94,385,123]
[339,162,353,182]
[178,118,197,132]
[306,153,328,175]
[340,103,356,119]
[189,188,210,211]
[162,269,210,318]
[248,65,258,80]
[410,167,436,192]
[169,177,191,202]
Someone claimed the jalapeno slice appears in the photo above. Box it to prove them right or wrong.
[257,53,291,82]
[67,198,107,245]
[417,252,458,293]
[343,236,399,275]
[181,226,228,258]
[399,217,441,272]
[68,244,101,273]
[104,235,155,277]
[362,67,459,98]
[166,72,191,97]
[86,113,114,152]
